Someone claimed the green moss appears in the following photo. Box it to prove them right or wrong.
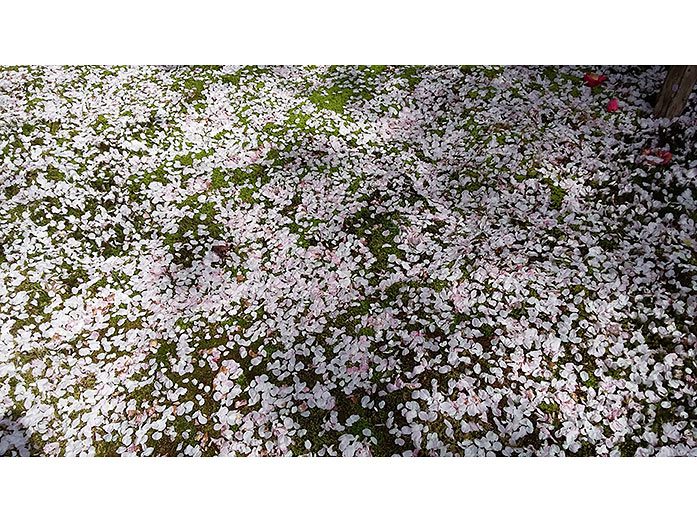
[384,282,403,303]
[174,150,211,167]
[582,373,599,389]
[4,185,20,199]
[542,66,558,82]
[509,304,526,320]
[10,280,51,334]
[221,72,242,86]
[344,206,401,270]
[162,199,224,267]
[229,164,268,187]
[357,326,375,337]
[181,78,206,103]
[309,85,354,114]
[606,367,628,380]
[545,179,566,210]
[210,168,228,190]
[619,437,640,457]
[539,401,560,415]
[332,299,373,334]
[154,340,177,366]
[399,66,423,88]
[360,65,387,77]
[430,279,450,292]
[479,324,495,338]
[598,236,619,251]
[238,186,256,203]
[570,440,596,457]
[482,66,503,79]
[286,109,311,130]
[514,165,541,183]
[100,224,126,258]
[347,174,365,194]
[94,439,121,457]
[93,114,109,131]
[287,218,322,249]
[79,375,97,389]
[176,154,194,167]
[126,165,168,197]
[337,394,406,457]
[128,380,156,404]
[45,166,65,182]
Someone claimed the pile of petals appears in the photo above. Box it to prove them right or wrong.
[0,65,696,456]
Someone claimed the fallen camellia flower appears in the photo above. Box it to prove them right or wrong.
[607,98,619,112]
[211,243,231,258]
[583,73,608,87]
[642,148,673,165]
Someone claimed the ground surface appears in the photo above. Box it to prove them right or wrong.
[1,65,696,456]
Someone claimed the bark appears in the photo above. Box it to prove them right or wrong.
[653,66,697,118]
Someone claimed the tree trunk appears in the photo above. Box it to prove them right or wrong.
[653,66,697,118]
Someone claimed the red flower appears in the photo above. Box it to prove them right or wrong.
[607,98,619,112]
[642,148,672,165]
[583,73,608,87]
[657,150,672,164]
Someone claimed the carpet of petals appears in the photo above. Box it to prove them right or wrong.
[1,65,696,456]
